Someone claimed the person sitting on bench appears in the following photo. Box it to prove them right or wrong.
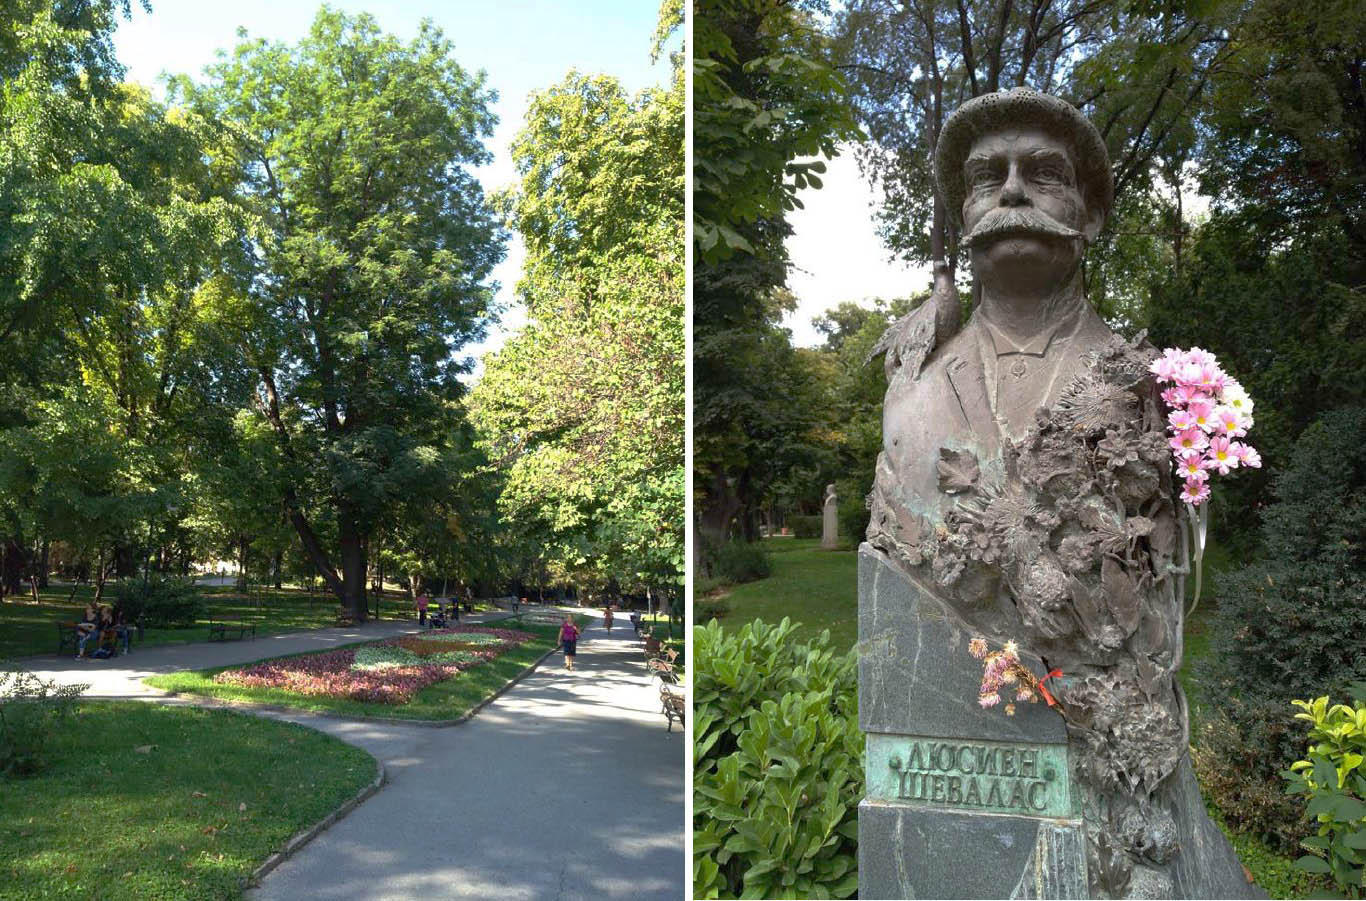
[111,605,133,654]
[75,602,101,659]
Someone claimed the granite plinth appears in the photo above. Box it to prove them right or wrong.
[857,545,1265,899]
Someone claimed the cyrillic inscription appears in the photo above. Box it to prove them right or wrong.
[866,735,1072,818]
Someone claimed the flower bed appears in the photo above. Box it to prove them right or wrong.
[212,626,535,705]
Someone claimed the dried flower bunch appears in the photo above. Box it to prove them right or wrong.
[969,636,1060,716]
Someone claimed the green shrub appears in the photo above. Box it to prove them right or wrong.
[788,515,821,538]
[712,541,771,585]
[1285,689,1366,894]
[1196,408,1366,850]
[693,618,861,899]
[696,597,730,621]
[0,663,86,776]
[118,577,204,627]
[1192,710,1310,852]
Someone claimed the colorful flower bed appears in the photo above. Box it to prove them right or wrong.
[213,626,536,704]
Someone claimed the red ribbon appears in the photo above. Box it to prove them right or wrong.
[1037,669,1064,707]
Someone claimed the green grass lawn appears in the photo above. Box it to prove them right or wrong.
[144,621,562,722]
[0,702,374,899]
[700,534,1322,897]
[0,583,423,660]
[700,538,858,651]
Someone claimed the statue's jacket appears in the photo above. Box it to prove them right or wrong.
[864,304,1245,898]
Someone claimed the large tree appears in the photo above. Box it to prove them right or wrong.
[692,0,861,546]
[181,9,506,619]
[472,30,685,594]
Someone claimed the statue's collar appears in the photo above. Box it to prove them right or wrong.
[977,297,1085,358]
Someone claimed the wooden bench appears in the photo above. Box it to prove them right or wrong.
[207,615,256,641]
[58,622,131,656]
[660,685,685,732]
[648,657,680,685]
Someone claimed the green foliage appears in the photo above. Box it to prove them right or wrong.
[1286,690,1366,895]
[1192,710,1312,853]
[788,514,821,538]
[0,663,85,777]
[178,8,505,616]
[696,596,731,622]
[693,619,861,899]
[472,46,684,593]
[1196,408,1366,849]
[116,577,203,628]
[693,0,860,263]
[711,541,772,585]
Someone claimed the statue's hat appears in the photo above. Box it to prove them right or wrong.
[934,87,1113,228]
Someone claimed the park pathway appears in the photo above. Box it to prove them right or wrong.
[247,618,684,901]
[18,613,685,900]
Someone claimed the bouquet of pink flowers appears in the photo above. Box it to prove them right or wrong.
[1150,347,1261,611]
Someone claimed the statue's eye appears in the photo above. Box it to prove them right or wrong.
[1034,164,1067,183]
[969,167,1001,188]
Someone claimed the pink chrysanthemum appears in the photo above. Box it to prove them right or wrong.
[1214,406,1246,438]
[1180,478,1211,506]
[1176,457,1208,481]
[968,637,988,659]
[978,692,1001,708]
[1236,444,1262,468]
[1206,436,1239,475]
[1170,428,1209,457]
[1187,399,1217,433]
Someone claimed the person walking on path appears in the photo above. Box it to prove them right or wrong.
[603,604,613,633]
[559,615,580,671]
[416,594,429,626]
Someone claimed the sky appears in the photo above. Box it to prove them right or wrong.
[111,0,674,376]
[783,147,929,348]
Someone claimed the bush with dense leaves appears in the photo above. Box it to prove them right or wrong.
[693,618,861,899]
[1284,689,1366,893]
[711,541,772,584]
[1195,408,1366,850]
[0,663,86,776]
[788,514,821,538]
[117,578,205,627]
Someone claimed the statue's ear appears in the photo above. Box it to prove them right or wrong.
[1082,199,1105,244]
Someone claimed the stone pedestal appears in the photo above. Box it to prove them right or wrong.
[857,545,1261,900]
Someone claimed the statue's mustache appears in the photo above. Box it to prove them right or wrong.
[961,207,1082,248]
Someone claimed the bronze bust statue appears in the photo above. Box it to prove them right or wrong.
[864,89,1253,898]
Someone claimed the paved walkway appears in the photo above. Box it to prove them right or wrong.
[20,613,685,900]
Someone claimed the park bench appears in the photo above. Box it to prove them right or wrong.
[57,622,135,657]
[660,684,685,733]
[647,657,679,685]
[207,615,256,641]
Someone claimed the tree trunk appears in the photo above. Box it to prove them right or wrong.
[699,469,742,548]
[38,540,50,588]
[338,517,368,622]
[237,535,249,591]
[273,550,283,589]
[94,547,108,603]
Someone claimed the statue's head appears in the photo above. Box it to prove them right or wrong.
[935,89,1112,292]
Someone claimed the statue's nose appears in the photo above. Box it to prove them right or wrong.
[1000,163,1029,206]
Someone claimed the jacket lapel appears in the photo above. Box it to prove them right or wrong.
[942,338,998,442]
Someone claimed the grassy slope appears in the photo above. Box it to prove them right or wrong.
[704,538,859,651]
[0,583,441,660]
[704,536,1321,898]
[145,621,562,721]
[0,702,374,900]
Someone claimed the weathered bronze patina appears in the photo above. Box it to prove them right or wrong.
[863,88,1256,899]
